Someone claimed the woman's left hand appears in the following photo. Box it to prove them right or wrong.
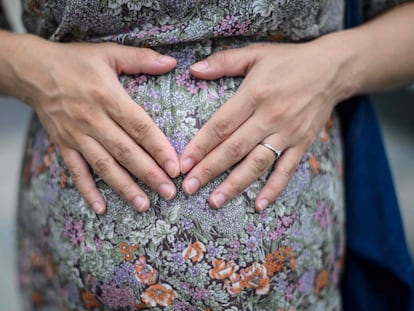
[180,39,354,211]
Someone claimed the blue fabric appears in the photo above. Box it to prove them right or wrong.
[338,97,414,310]
[339,3,414,309]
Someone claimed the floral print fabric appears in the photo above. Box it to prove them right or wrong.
[15,0,352,310]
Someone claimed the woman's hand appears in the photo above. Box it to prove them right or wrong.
[180,39,354,211]
[4,33,179,214]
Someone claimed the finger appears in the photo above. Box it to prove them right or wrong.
[179,85,258,174]
[207,139,280,209]
[102,84,180,178]
[58,144,107,214]
[255,146,306,211]
[106,44,177,75]
[78,136,152,212]
[92,117,177,200]
[182,117,271,195]
[190,45,265,79]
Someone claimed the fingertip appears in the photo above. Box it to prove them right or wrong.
[132,195,150,212]
[164,159,180,178]
[190,60,209,73]
[209,192,227,209]
[92,200,106,215]
[157,55,177,66]
[158,183,176,200]
[255,198,269,212]
[180,157,195,174]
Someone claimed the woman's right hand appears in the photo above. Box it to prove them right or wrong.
[3,32,179,214]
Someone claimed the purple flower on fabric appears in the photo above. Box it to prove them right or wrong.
[113,262,138,286]
[255,227,267,240]
[207,246,217,257]
[230,240,241,250]
[155,117,165,127]
[100,282,135,309]
[245,223,255,234]
[189,287,209,300]
[276,276,287,292]
[174,253,185,265]
[143,101,152,110]
[298,270,315,295]
[152,103,161,112]
[174,241,185,251]
[245,236,258,252]
[314,201,331,228]
[189,265,200,276]
[259,210,270,222]
[63,216,86,246]
[169,131,188,155]
[181,219,194,230]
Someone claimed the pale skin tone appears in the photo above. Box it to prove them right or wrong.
[0,3,413,214]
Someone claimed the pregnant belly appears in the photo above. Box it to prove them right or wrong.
[17,41,345,310]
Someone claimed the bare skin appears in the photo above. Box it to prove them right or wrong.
[0,31,179,214]
[180,3,414,211]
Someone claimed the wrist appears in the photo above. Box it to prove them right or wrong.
[310,30,364,102]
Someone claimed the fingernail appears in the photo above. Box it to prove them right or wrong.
[191,60,209,72]
[184,177,200,194]
[181,158,195,174]
[158,183,176,200]
[164,160,179,178]
[211,192,227,208]
[257,199,269,211]
[133,195,148,212]
[92,201,105,214]
[157,55,175,64]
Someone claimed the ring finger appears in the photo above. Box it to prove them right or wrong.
[208,135,287,209]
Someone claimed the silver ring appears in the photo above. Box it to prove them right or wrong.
[259,142,282,160]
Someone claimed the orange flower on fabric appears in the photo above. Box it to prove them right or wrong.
[224,272,244,295]
[315,269,329,295]
[134,256,159,285]
[141,283,177,307]
[309,154,320,175]
[81,290,99,309]
[183,241,206,263]
[240,262,270,295]
[119,242,130,254]
[209,258,239,280]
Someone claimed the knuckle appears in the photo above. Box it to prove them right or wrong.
[117,183,136,200]
[199,165,215,182]
[87,85,110,105]
[251,153,272,174]
[114,143,132,164]
[249,84,273,105]
[93,157,112,177]
[227,140,244,159]
[277,164,296,181]
[67,165,83,182]
[212,119,232,141]
[226,179,245,196]
[191,143,209,159]
[130,120,151,143]
[141,168,159,185]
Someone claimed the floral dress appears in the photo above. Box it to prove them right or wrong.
[15,1,353,310]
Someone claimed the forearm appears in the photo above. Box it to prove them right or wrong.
[318,2,414,98]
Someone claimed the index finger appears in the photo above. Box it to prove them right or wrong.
[109,85,180,178]
[179,80,257,174]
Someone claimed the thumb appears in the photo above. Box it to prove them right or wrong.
[189,46,259,79]
[107,44,177,75]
